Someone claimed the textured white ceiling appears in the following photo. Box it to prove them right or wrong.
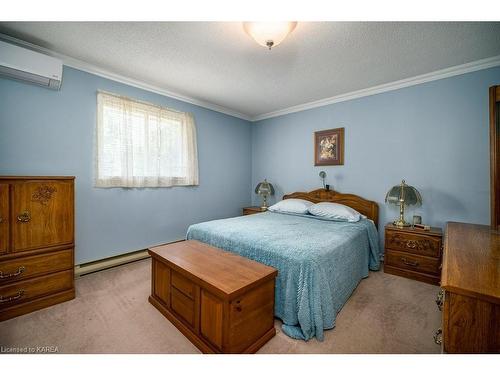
[1,22,500,119]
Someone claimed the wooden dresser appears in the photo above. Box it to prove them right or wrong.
[148,240,277,353]
[384,224,443,285]
[0,176,75,321]
[437,222,500,353]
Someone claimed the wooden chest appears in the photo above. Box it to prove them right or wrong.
[437,222,500,353]
[148,240,278,354]
[383,223,443,285]
[0,177,75,321]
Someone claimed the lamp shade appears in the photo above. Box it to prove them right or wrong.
[385,180,422,227]
[255,179,275,196]
[385,180,422,206]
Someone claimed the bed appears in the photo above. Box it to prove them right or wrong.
[186,188,381,341]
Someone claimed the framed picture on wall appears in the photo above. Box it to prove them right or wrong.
[314,127,344,166]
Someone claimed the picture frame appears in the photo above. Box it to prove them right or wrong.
[314,127,344,166]
[413,215,422,226]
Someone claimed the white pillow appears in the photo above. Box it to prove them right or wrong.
[308,202,361,222]
[268,199,313,214]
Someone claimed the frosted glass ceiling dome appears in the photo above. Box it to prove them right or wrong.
[243,22,298,50]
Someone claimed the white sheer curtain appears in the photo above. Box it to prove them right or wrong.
[95,91,199,188]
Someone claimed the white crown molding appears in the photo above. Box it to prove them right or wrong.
[0,33,252,121]
[2,33,499,123]
[252,55,500,122]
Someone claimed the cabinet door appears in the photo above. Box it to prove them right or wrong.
[0,184,9,255]
[12,180,74,252]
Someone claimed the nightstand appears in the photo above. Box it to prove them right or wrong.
[383,223,443,285]
[242,206,267,216]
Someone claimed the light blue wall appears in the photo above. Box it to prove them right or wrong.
[252,67,500,240]
[2,64,499,263]
[0,67,252,264]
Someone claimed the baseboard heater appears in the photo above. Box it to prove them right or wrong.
[74,239,184,277]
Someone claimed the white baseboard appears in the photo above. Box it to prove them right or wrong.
[74,239,184,277]
[75,250,150,277]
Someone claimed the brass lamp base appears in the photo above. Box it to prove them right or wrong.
[260,194,269,210]
[393,202,411,227]
[393,219,411,228]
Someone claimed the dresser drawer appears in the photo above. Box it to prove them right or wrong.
[171,286,195,327]
[0,249,73,285]
[0,270,73,308]
[385,231,441,257]
[171,271,195,299]
[385,250,440,275]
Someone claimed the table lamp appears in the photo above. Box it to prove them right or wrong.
[255,179,275,209]
[385,179,422,227]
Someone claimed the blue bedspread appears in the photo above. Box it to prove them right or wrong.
[186,211,381,341]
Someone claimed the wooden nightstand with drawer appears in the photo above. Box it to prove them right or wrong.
[383,223,443,285]
[242,206,267,216]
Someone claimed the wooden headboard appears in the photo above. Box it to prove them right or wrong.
[283,188,379,227]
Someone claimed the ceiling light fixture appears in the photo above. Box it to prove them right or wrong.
[243,22,297,50]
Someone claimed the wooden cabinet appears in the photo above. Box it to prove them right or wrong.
[384,224,443,285]
[438,222,500,353]
[0,177,75,321]
[149,240,277,354]
[0,184,9,255]
[242,206,267,216]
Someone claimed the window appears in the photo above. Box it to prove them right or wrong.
[95,91,199,188]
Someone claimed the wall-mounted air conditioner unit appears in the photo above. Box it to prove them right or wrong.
[0,39,63,90]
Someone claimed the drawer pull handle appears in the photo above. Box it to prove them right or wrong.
[435,290,444,311]
[433,328,442,345]
[0,289,25,303]
[0,266,26,279]
[406,240,417,249]
[17,211,31,223]
[401,257,419,267]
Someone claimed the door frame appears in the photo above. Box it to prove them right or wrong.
[490,86,500,229]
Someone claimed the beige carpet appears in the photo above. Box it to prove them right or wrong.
[0,258,442,354]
